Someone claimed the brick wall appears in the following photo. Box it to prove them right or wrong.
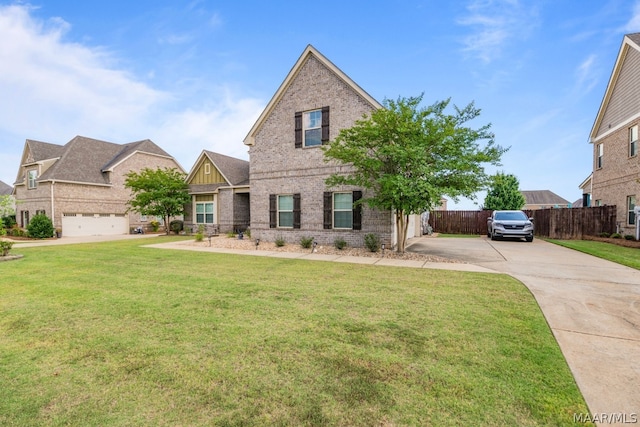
[592,119,640,235]
[248,55,393,247]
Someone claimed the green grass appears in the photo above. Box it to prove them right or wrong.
[548,239,640,270]
[0,238,591,426]
[435,233,481,238]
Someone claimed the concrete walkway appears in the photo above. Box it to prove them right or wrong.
[11,234,640,423]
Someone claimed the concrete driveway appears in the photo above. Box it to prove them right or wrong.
[408,236,640,422]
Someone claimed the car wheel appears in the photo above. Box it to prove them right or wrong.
[490,231,497,241]
[526,236,533,242]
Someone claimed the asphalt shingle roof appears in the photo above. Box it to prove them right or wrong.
[24,136,174,185]
[522,190,570,205]
[0,180,12,195]
[204,151,249,186]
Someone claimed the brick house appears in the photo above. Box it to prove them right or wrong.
[243,45,421,248]
[588,33,640,235]
[13,136,183,236]
[183,150,250,234]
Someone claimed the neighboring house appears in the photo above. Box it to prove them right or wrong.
[243,45,421,248]
[578,174,592,207]
[521,190,571,210]
[588,33,640,235]
[0,180,15,216]
[183,150,250,234]
[13,136,183,236]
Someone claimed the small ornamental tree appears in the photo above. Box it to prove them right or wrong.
[483,172,526,210]
[124,167,190,235]
[323,94,506,252]
[27,214,55,239]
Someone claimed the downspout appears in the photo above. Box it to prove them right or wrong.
[50,180,55,229]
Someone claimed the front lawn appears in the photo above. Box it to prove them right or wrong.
[549,239,640,270]
[0,238,590,426]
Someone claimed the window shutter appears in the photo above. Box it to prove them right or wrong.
[269,194,277,228]
[323,192,332,229]
[352,190,362,230]
[294,111,303,148]
[293,193,301,229]
[321,106,330,143]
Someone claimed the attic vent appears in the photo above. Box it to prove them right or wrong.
[63,213,77,217]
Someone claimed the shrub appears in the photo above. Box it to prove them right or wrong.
[170,220,184,234]
[150,220,160,232]
[2,215,16,229]
[334,237,347,250]
[11,227,26,237]
[624,234,635,241]
[195,224,205,242]
[364,233,381,252]
[598,232,610,238]
[611,233,622,239]
[27,214,54,239]
[275,236,286,247]
[226,231,237,238]
[244,228,251,238]
[0,240,13,256]
[0,218,5,237]
[300,236,314,249]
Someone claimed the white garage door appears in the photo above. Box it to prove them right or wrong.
[62,214,129,237]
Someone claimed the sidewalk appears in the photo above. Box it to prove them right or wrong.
[142,238,499,274]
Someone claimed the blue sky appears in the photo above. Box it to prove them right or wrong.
[1,0,639,209]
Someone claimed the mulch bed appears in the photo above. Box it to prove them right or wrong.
[582,236,640,249]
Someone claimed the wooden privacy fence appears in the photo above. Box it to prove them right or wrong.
[429,206,617,239]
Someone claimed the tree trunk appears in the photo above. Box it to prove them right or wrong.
[395,211,410,253]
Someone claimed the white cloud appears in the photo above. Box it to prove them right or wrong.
[574,54,599,95]
[623,0,640,32]
[457,0,539,64]
[0,4,264,184]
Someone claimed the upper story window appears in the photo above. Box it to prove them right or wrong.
[304,110,322,147]
[294,107,330,148]
[27,170,37,189]
[596,143,604,169]
[630,125,638,157]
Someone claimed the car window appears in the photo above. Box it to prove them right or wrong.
[495,211,527,220]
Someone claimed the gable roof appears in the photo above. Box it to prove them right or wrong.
[22,139,65,164]
[0,180,12,196]
[243,45,382,146]
[522,190,570,206]
[590,33,640,142]
[185,150,250,189]
[204,151,250,186]
[18,136,179,186]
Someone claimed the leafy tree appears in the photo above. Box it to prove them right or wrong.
[27,214,55,239]
[0,195,15,217]
[323,94,506,252]
[124,167,190,234]
[483,172,526,210]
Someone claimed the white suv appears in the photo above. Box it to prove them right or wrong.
[487,210,534,242]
